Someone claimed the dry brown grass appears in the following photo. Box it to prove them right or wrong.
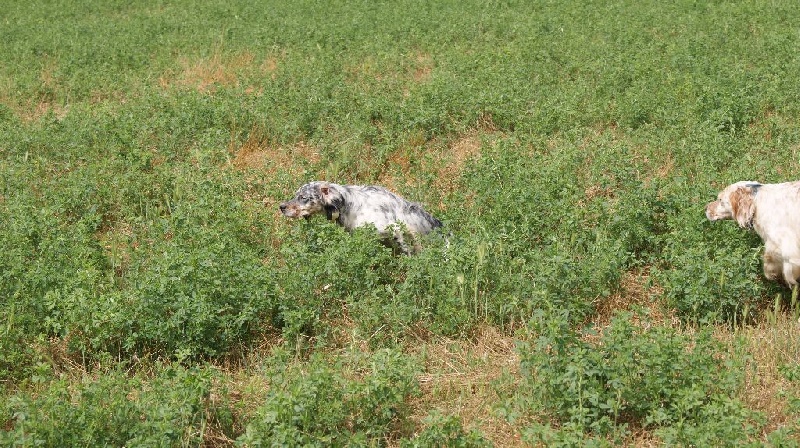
[346,50,434,88]
[581,270,800,446]
[206,323,526,446]
[719,312,800,435]
[159,50,278,94]
[406,325,525,447]
[377,116,498,210]
[411,52,434,84]
[587,267,676,338]
[171,287,800,447]
[376,132,423,193]
[228,125,322,203]
[229,127,320,175]
[161,52,245,92]
[83,117,796,447]
[1,56,71,123]
[429,130,485,202]
[574,125,679,189]
[95,220,136,279]
[13,100,70,123]
[226,125,324,256]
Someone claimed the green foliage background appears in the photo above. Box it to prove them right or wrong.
[2,0,800,444]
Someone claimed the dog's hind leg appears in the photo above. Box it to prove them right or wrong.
[763,250,783,281]
[387,224,420,255]
[784,260,800,287]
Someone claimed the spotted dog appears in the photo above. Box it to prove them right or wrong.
[279,181,443,254]
[706,180,800,286]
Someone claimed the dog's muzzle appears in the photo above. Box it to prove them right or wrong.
[705,201,716,220]
[279,202,311,220]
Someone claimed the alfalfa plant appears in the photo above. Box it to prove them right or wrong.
[1,364,222,447]
[399,411,490,448]
[657,210,769,325]
[512,309,762,444]
[237,348,420,446]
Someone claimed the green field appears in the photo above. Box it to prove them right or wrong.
[2,0,800,445]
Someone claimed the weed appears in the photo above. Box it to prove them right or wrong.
[237,348,419,446]
[512,310,762,444]
[1,364,224,446]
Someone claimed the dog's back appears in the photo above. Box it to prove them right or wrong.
[337,184,442,235]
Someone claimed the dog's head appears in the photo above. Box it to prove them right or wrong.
[279,181,344,221]
[706,181,762,228]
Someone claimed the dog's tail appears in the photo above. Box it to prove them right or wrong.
[408,202,443,231]
[429,214,443,230]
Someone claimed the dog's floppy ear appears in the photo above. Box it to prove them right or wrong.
[730,185,756,228]
[317,182,343,221]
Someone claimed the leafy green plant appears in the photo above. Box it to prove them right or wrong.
[0,187,111,377]
[1,364,223,447]
[2,0,800,443]
[514,310,762,443]
[271,220,403,345]
[400,411,490,448]
[120,190,276,358]
[657,207,770,324]
[237,348,420,446]
[768,363,800,446]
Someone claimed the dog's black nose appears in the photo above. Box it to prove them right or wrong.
[279,203,287,212]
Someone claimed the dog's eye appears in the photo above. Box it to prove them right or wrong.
[299,195,307,201]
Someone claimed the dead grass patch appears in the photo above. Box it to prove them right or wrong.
[586,267,675,339]
[88,89,128,105]
[163,52,247,92]
[654,151,675,179]
[623,431,664,448]
[39,56,58,90]
[227,125,323,255]
[430,131,485,202]
[411,52,434,83]
[591,266,799,439]
[377,116,498,209]
[717,313,800,434]
[204,336,282,446]
[263,56,279,77]
[228,125,322,205]
[578,124,676,187]
[17,100,70,123]
[95,220,136,279]
[347,50,434,88]
[3,56,71,123]
[159,50,277,94]
[407,325,525,447]
[229,126,321,176]
[376,146,415,193]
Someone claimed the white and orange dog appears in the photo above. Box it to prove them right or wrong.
[706,180,800,286]
[280,181,443,254]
